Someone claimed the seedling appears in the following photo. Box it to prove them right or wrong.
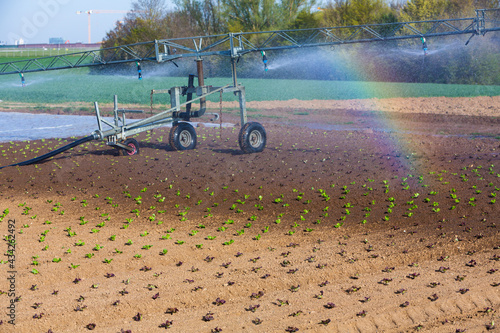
[319,319,331,326]
[165,307,179,314]
[346,286,361,294]
[324,302,336,309]
[159,320,173,328]
[75,305,87,311]
[213,298,226,306]
[314,291,324,299]
[133,312,142,321]
[246,304,260,312]
[250,291,264,299]
[357,310,367,317]
[380,278,392,285]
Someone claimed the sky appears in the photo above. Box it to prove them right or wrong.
[0,0,176,45]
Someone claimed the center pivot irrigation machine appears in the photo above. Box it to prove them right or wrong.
[0,8,499,168]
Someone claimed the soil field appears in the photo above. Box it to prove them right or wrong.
[0,96,499,333]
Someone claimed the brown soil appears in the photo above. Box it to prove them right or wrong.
[0,96,499,333]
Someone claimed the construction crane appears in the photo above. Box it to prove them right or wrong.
[76,10,135,44]
[0,8,499,165]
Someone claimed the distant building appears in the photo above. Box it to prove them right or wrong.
[49,37,65,44]
[15,38,24,45]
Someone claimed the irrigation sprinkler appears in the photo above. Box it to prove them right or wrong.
[261,51,269,71]
[91,57,263,154]
[19,73,25,87]
[136,61,142,80]
[421,37,428,56]
[0,56,262,169]
[0,8,498,168]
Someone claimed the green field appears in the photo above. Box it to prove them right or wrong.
[0,68,499,105]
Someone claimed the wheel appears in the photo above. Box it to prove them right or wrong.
[121,138,139,156]
[169,122,197,151]
[238,122,266,153]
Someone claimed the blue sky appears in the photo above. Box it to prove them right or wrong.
[0,0,176,44]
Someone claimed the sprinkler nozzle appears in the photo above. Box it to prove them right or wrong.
[421,37,428,56]
[261,51,268,72]
[136,62,142,80]
[19,73,26,87]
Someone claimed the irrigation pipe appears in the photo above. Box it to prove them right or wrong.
[0,135,95,170]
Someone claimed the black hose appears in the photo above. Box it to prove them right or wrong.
[0,135,95,170]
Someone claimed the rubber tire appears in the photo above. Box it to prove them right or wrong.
[121,138,140,156]
[169,122,197,151]
[238,122,266,153]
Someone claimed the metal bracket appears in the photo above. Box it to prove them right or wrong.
[107,141,134,151]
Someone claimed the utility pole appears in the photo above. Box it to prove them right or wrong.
[76,10,133,44]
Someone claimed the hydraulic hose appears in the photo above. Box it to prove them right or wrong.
[0,135,95,170]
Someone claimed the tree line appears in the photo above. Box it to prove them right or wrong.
[100,0,500,84]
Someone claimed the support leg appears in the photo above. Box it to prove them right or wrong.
[238,86,247,126]
[113,95,119,126]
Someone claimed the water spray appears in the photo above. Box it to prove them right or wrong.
[465,33,475,45]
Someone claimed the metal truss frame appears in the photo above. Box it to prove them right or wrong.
[0,8,498,75]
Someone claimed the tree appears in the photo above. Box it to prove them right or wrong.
[399,0,472,21]
[102,0,171,49]
[321,0,394,27]
[175,0,226,35]
[221,0,279,32]
[129,0,168,21]
[288,9,322,29]
[280,0,317,27]
[221,0,314,32]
